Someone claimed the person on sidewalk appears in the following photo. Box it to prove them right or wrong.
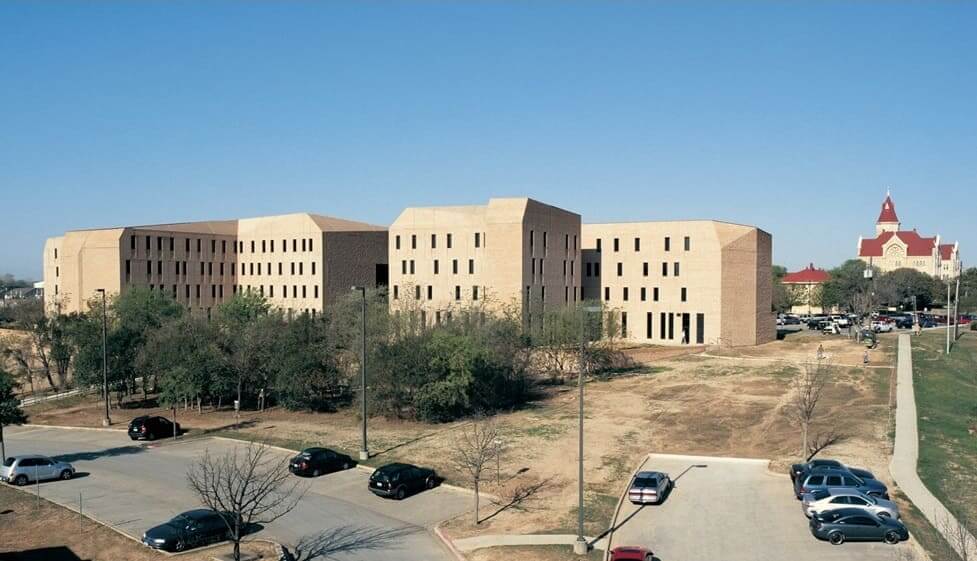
[863,350,870,366]
[816,344,824,361]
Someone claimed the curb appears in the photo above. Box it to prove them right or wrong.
[22,423,126,433]
[601,453,650,561]
[433,523,469,561]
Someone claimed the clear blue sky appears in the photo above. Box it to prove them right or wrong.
[2,1,974,280]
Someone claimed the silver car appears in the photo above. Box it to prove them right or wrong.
[628,470,672,505]
[803,488,900,519]
[1,455,75,486]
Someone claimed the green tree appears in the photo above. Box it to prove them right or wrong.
[215,293,275,411]
[959,268,977,313]
[821,260,878,318]
[876,268,943,310]
[0,366,28,461]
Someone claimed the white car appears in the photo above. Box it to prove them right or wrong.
[872,321,893,333]
[803,488,900,519]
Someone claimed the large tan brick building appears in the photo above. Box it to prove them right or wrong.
[43,213,387,316]
[581,221,774,347]
[388,198,582,327]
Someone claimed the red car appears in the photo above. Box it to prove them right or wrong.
[610,546,654,561]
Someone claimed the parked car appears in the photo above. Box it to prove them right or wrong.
[142,509,230,552]
[128,415,180,441]
[789,458,843,483]
[893,316,914,329]
[609,546,655,561]
[822,322,841,335]
[795,468,888,500]
[833,315,851,328]
[288,447,354,477]
[918,316,937,328]
[871,321,894,333]
[368,463,437,500]
[784,316,801,325]
[628,470,672,505]
[1,455,75,485]
[809,507,909,545]
[802,488,900,519]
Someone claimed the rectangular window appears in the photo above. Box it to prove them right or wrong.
[565,285,569,303]
[230,263,235,276]
[674,262,680,277]
[530,230,534,253]
[262,240,266,253]
[299,262,303,275]
[393,285,399,299]
[300,239,305,252]
[130,236,136,250]
[427,285,433,300]
[681,287,687,302]
[684,236,691,251]
[308,238,313,252]
[473,286,479,300]
[183,261,187,275]
[647,312,653,339]
[475,232,481,248]
[596,238,602,252]
[197,239,201,253]
[291,262,295,275]
[542,232,547,254]
[621,312,627,338]
[662,262,668,277]
[623,287,629,301]
[125,260,131,276]
[447,233,452,248]
[212,285,217,298]
[278,263,282,275]
[594,262,601,277]
[634,237,640,251]
[455,286,461,301]
[431,234,436,248]
[613,238,619,252]
[293,239,297,252]
[668,313,675,340]
[586,262,592,277]
[654,287,660,301]
[302,285,307,298]
[208,262,213,276]
[250,263,254,275]
[565,234,569,250]
[643,262,649,276]
[196,285,201,298]
[660,312,666,339]
[604,287,610,301]
[395,235,401,250]
[210,239,215,254]
[664,237,671,251]
[293,285,297,298]
[186,285,191,298]
[402,260,407,274]
[641,287,646,301]
[453,259,459,274]
[696,313,704,344]
[617,262,623,276]
[147,260,152,276]
[434,260,439,274]
[411,235,417,249]
[314,285,319,298]
[468,259,474,274]
[410,260,415,274]
[170,237,175,251]
[415,285,421,300]
[146,236,151,250]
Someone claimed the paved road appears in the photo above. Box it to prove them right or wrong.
[3,426,470,561]
[609,454,900,561]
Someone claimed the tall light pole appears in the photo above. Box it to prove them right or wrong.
[575,304,602,556]
[96,289,111,427]
[946,281,952,354]
[351,286,369,460]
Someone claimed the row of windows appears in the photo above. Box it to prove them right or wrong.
[401,259,476,275]
[125,259,319,278]
[528,230,578,257]
[596,236,692,253]
[630,311,705,344]
[529,259,576,282]
[129,235,317,256]
[392,285,481,302]
[239,261,317,277]
[395,232,484,250]
[601,286,688,302]
[140,282,320,300]
[586,261,681,278]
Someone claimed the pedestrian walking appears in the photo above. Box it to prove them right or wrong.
[816,344,824,361]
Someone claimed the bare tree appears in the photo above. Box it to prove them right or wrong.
[804,429,845,462]
[938,512,977,561]
[282,525,418,561]
[451,417,500,526]
[186,442,307,561]
[785,360,832,458]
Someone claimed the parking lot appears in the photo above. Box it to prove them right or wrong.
[4,425,470,561]
[609,454,901,561]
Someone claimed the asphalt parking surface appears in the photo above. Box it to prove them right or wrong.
[4,426,470,561]
[610,454,902,561]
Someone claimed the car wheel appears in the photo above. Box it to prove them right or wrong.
[174,540,185,552]
[60,470,72,480]
[828,531,845,545]
[425,476,436,490]
[395,486,406,500]
[14,474,28,486]
[883,531,900,544]
[312,469,321,477]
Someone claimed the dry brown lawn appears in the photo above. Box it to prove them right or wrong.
[0,484,277,561]
[22,331,896,547]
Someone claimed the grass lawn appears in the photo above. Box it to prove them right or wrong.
[912,330,977,535]
[468,545,604,561]
[0,484,276,561]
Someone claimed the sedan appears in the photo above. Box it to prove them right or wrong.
[809,507,909,545]
[289,447,354,477]
[143,509,230,552]
[628,471,671,505]
[368,463,438,500]
[803,488,900,519]
[610,546,655,561]
[1,455,75,485]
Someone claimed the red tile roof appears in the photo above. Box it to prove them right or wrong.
[783,263,831,283]
[877,194,899,223]
[939,244,955,260]
[859,230,937,257]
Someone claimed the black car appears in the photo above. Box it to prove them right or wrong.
[128,415,180,441]
[368,463,437,500]
[288,447,354,477]
[790,459,843,483]
[809,507,909,545]
[142,509,229,552]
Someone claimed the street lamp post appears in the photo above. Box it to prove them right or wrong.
[351,286,369,461]
[96,289,111,427]
[575,305,602,556]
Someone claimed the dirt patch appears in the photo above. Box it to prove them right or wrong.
[0,484,277,561]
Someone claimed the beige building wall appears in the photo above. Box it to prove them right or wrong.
[582,221,773,347]
[43,213,386,317]
[388,198,581,325]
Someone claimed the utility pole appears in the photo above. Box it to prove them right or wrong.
[946,281,952,354]
[351,286,369,461]
[954,276,961,341]
[97,289,111,426]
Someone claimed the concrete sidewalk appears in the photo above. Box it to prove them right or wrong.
[452,534,606,552]
[890,333,977,560]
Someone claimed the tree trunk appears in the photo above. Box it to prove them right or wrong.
[473,478,480,526]
[802,422,809,459]
[43,369,55,392]
[1,423,6,463]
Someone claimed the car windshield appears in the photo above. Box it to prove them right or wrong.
[3,457,14,467]
[633,477,659,487]
[171,515,192,526]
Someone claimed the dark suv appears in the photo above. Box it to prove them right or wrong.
[128,415,180,441]
[288,448,354,477]
[795,468,888,500]
[368,463,437,500]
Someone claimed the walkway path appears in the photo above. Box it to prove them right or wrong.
[890,333,977,560]
[452,533,606,552]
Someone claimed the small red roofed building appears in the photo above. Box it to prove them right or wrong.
[857,192,961,279]
[782,263,831,314]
